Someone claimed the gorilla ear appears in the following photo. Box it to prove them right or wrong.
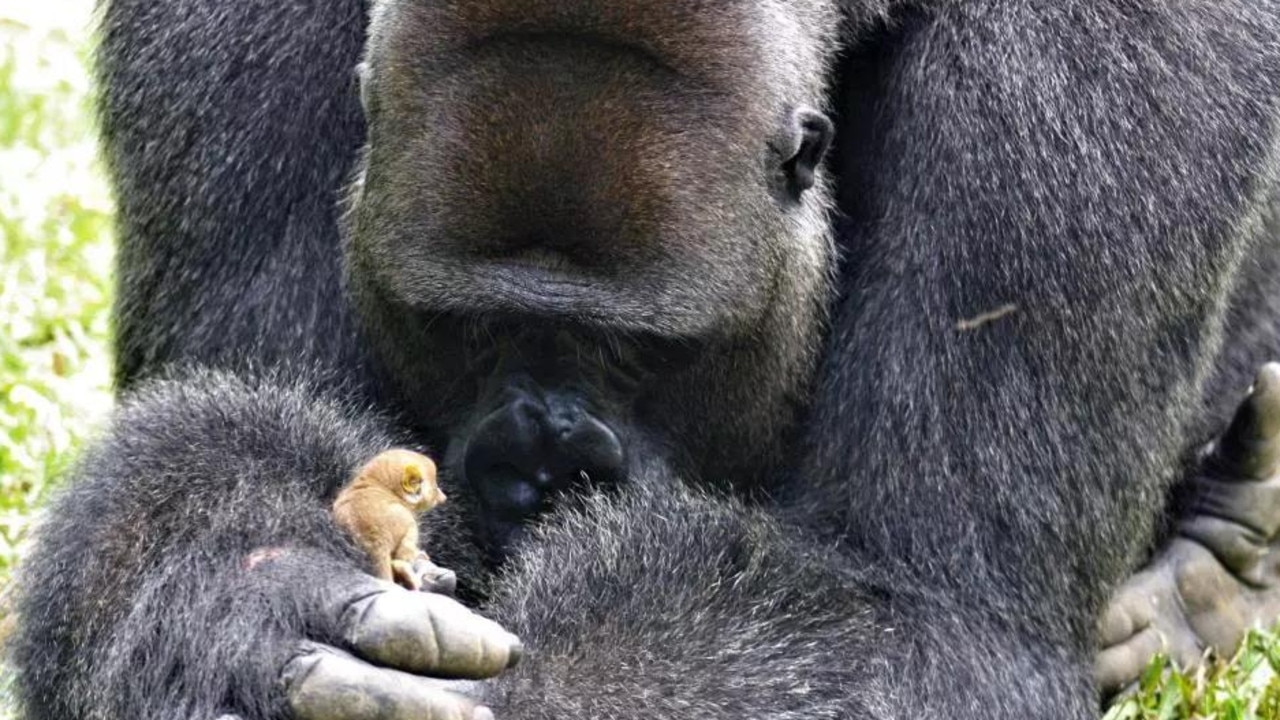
[776,107,834,202]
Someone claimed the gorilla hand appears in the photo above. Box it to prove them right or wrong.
[254,551,521,720]
[1097,363,1280,696]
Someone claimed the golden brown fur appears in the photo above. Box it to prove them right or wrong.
[332,449,445,590]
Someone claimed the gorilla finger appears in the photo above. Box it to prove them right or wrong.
[1097,573,1159,648]
[342,587,522,678]
[1187,469,1280,541]
[412,555,458,596]
[284,643,493,720]
[421,566,458,596]
[1094,626,1165,697]
[1210,363,1280,481]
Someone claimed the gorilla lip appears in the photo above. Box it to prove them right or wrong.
[481,261,603,312]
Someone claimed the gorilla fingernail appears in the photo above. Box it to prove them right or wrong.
[506,638,524,669]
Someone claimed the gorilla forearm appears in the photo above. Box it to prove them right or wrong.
[483,484,1094,719]
[802,0,1280,638]
[11,370,393,719]
[484,485,875,718]
[850,592,1095,718]
[99,0,369,390]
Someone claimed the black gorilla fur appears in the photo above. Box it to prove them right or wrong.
[12,0,1280,718]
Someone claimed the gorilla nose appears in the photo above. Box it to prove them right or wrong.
[462,384,626,555]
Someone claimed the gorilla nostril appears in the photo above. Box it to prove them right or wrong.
[568,415,625,478]
[512,397,545,439]
[549,406,582,440]
[501,479,540,513]
[471,462,540,513]
[461,383,629,559]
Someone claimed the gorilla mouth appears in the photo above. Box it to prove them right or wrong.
[484,261,599,307]
[464,255,643,328]
[487,247,594,290]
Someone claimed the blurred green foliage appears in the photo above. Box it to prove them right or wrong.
[0,3,113,587]
[1104,630,1280,720]
[0,8,113,716]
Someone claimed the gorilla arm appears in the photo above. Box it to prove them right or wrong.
[186,367,1280,720]
[10,370,519,720]
[474,469,1098,717]
[482,478,889,719]
[794,0,1280,711]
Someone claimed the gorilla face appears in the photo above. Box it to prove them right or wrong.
[344,0,840,559]
[348,0,837,339]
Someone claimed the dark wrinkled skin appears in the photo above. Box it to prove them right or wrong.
[1098,364,1280,696]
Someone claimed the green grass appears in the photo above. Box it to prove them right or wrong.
[1,3,1280,718]
[0,5,113,716]
[0,2,114,587]
[1105,631,1280,720]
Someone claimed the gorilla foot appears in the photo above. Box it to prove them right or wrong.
[1097,363,1280,696]
[460,373,627,562]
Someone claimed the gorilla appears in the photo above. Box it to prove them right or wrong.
[10,0,1280,718]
